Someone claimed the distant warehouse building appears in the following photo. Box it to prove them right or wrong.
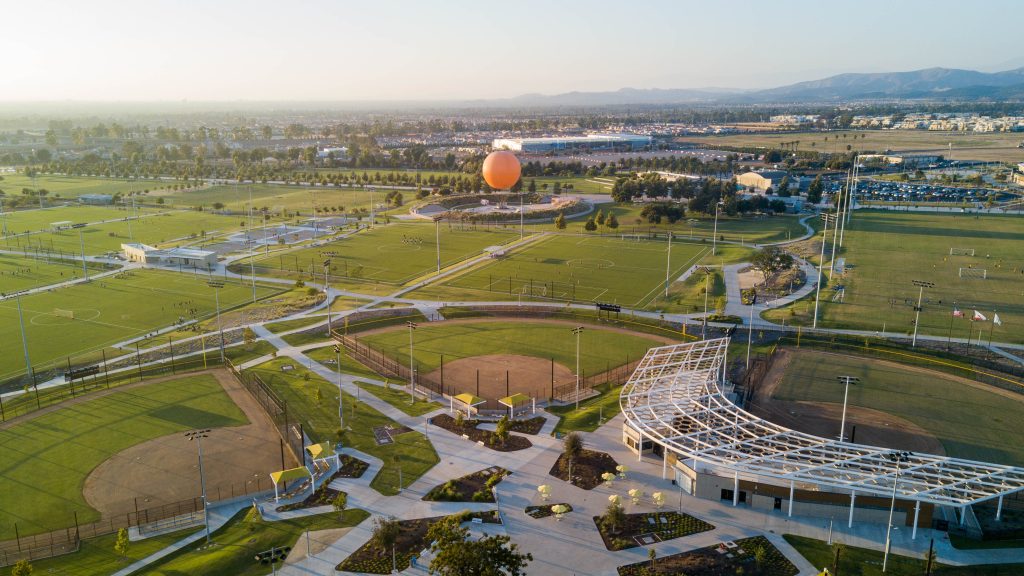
[122,243,218,269]
[492,133,652,153]
[736,170,795,194]
[79,194,113,205]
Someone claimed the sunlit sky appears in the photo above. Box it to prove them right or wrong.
[2,0,1021,102]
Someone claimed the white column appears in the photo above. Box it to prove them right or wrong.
[638,430,643,462]
[274,483,279,503]
[788,481,795,517]
[912,501,921,539]
[960,507,967,526]
[997,495,1004,521]
[733,472,739,507]
[848,491,857,528]
[662,450,668,479]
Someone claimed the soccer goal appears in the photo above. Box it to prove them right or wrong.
[959,268,987,279]
[950,247,975,256]
[620,234,642,242]
[52,308,75,319]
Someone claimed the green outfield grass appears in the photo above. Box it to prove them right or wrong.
[548,383,624,434]
[0,174,170,199]
[154,182,382,214]
[433,233,709,308]
[0,252,109,293]
[0,374,248,539]
[593,204,812,244]
[305,344,381,380]
[242,222,519,290]
[0,204,157,233]
[0,269,281,383]
[244,358,438,495]
[3,209,253,255]
[353,381,441,417]
[772,349,1024,466]
[135,508,369,576]
[359,320,665,375]
[765,210,1024,343]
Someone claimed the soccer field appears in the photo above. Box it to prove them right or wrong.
[439,233,710,307]
[771,349,1024,466]
[0,373,247,539]
[155,182,383,214]
[246,223,519,288]
[3,209,250,255]
[0,269,281,384]
[0,174,169,199]
[0,253,109,293]
[0,205,155,234]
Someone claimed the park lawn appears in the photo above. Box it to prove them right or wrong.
[0,173,171,199]
[5,209,252,255]
[548,383,623,434]
[224,340,277,365]
[679,129,1024,163]
[241,222,519,291]
[0,373,248,539]
[647,268,726,314]
[0,204,157,233]
[359,320,664,376]
[244,359,438,495]
[438,233,709,307]
[773,349,1024,466]
[0,526,200,576]
[783,534,1024,576]
[305,344,382,380]
[0,252,110,293]
[0,268,281,385]
[353,380,441,417]
[593,204,811,244]
[154,182,382,214]
[136,508,370,576]
[796,210,1024,343]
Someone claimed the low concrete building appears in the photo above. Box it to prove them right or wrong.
[122,243,218,269]
[736,170,791,193]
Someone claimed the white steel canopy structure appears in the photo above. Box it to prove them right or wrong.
[620,338,1024,509]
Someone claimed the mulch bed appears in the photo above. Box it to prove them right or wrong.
[423,467,509,503]
[593,511,715,551]
[525,503,573,519]
[335,454,370,478]
[617,535,799,576]
[508,416,546,435]
[337,511,501,574]
[429,414,532,451]
[548,449,619,490]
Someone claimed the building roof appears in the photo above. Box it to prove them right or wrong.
[305,442,336,461]
[453,393,486,407]
[270,467,311,485]
[499,393,531,407]
[620,338,1024,508]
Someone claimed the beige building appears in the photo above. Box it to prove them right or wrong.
[736,170,790,193]
[122,243,218,269]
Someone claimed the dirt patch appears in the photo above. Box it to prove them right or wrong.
[749,349,946,455]
[549,449,619,490]
[82,369,295,517]
[737,268,762,291]
[429,414,532,451]
[424,354,574,408]
[285,526,354,564]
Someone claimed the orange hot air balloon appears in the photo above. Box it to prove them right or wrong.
[482,151,522,190]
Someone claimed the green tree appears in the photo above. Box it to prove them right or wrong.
[332,492,347,518]
[606,213,619,229]
[427,515,532,576]
[114,527,130,558]
[595,209,606,226]
[372,516,401,573]
[11,559,33,576]
[528,179,537,193]
[806,175,824,205]
[314,387,323,405]
[554,212,566,230]
[777,176,791,197]
[584,217,597,232]
[552,181,561,195]
[750,246,794,284]
[602,499,626,535]
[492,415,510,446]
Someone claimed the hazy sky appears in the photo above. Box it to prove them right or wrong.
[2,0,1022,101]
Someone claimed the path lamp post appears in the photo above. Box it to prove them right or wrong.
[406,321,418,400]
[836,376,860,441]
[812,212,835,329]
[434,216,442,275]
[910,280,935,348]
[572,326,584,410]
[711,201,725,256]
[78,228,89,281]
[745,300,755,370]
[663,231,672,298]
[14,292,33,384]
[882,450,913,573]
[185,429,212,544]
[700,267,712,339]
[208,281,225,362]
[334,344,344,430]
[323,259,333,337]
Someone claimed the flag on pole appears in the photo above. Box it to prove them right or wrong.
[952,307,963,318]
[972,310,987,322]
[994,313,1002,326]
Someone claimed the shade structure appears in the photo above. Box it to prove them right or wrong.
[270,467,311,485]
[498,393,530,407]
[454,393,486,407]
[306,442,337,461]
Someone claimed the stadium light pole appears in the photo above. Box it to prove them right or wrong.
[434,217,441,275]
[248,186,257,304]
[883,450,913,573]
[812,212,833,329]
[711,201,724,256]
[663,231,672,298]
[836,376,860,441]
[701,267,712,339]
[334,344,344,430]
[745,301,755,370]
[828,176,845,280]
[911,280,935,347]
[323,259,333,337]
[407,321,418,400]
[15,293,33,382]
[572,326,584,410]
[208,281,226,363]
[78,228,89,281]
[185,429,213,544]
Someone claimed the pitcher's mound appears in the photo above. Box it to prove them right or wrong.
[424,354,575,408]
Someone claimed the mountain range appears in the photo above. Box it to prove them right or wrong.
[499,67,1024,106]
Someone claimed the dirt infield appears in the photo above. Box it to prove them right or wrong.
[83,369,294,517]
[423,354,575,409]
[748,349,946,455]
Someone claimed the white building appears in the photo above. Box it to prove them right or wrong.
[122,243,218,269]
[492,133,652,153]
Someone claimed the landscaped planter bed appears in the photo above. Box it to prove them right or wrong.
[617,535,798,576]
[429,414,532,451]
[594,511,714,551]
[423,467,509,503]
[548,448,618,490]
